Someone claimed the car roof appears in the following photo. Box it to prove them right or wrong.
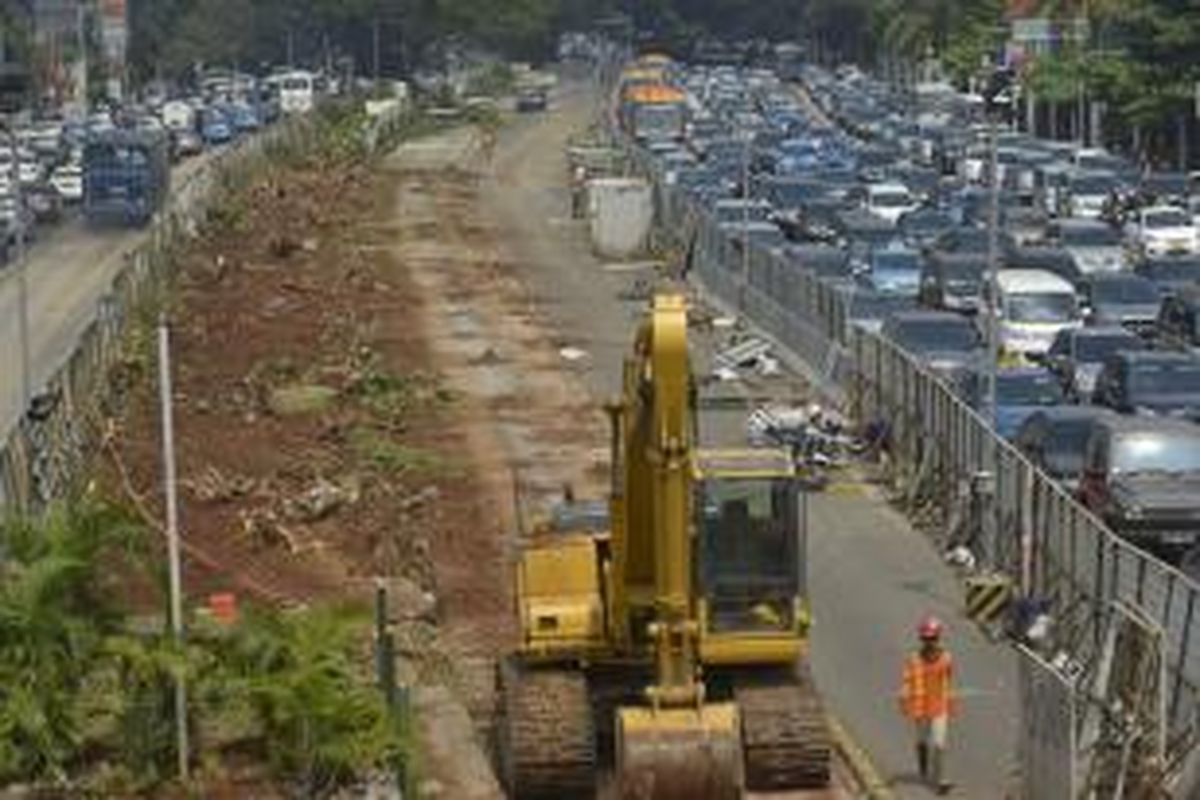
[995,268,1076,293]
[1094,414,1200,439]
[1067,325,1141,339]
[1169,284,1200,303]
[1024,406,1117,424]
[1057,218,1110,231]
[885,309,969,324]
[1081,272,1151,286]
[1109,350,1200,365]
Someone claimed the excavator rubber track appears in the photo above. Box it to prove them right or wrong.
[735,668,832,790]
[498,660,596,799]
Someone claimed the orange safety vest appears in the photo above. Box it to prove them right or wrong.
[900,650,956,720]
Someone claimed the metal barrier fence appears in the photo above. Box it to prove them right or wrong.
[625,140,1200,782]
[0,117,316,514]
[1018,644,1078,798]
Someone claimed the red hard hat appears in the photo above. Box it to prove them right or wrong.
[917,616,944,640]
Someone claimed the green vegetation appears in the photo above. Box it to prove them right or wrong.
[128,0,572,81]
[0,499,406,794]
[799,0,1200,162]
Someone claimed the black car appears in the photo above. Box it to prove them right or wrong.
[1006,245,1081,284]
[1135,255,1200,297]
[1076,273,1162,336]
[857,246,924,297]
[1003,205,1049,247]
[879,310,984,371]
[1014,406,1118,491]
[1078,415,1200,557]
[1155,286,1200,352]
[898,206,954,249]
[1046,326,1146,401]
[927,226,1017,258]
[783,245,852,280]
[1092,350,1200,417]
[919,252,987,314]
[845,290,919,334]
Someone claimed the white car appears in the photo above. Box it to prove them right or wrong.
[864,182,918,225]
[0,148,42,186]
[50,164,83,203]
[995,269,1083,359]
[1128,206,1200,257]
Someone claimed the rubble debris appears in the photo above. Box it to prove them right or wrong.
[558,346,589,362]
[185,465,257,504]
[287,476,361,522]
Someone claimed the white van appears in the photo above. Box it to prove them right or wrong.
[865,182,918,224]
[161,100,196,132]
[994,269,1082,359]
[279,70,317,115]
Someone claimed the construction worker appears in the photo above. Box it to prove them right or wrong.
[899,615,955,794]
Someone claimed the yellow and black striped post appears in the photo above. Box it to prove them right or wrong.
[965,573,1013,628]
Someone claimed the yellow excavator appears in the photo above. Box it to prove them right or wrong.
[498,293,830,798]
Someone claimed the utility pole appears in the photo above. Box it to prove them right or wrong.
[77,0,89,117]
[157,317,189,781]
[985,110,1000,428]
[10,126,31,415]
[738,125,751,313]
[372,16,381,82]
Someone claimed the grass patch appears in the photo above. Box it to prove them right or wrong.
[349,427,458,477]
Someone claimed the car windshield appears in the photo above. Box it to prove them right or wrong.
[849,294,914,320]
[997,374,1064,405]
[1142,260,1200,282]
[1073,333,1145,362]
[872,190,912,208]
[1006,292,1077,323]
[872,251,920,272]
[901,211,951,233]
[1071,175,1115,195]
[894,319,979,352]
[1146,209,1191,228]
[1130,361,1200,396]
[1113,434,1200,474]
[1091,279,1159,304]
[1145,175,1187,195]
[1061,225,1120,247]
[1043,419,1095,476]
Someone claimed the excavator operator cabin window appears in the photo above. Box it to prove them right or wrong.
[697,478,799,632]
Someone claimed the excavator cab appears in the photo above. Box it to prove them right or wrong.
[694,450,810,667]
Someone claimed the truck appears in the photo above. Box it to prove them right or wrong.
[83,129,170,227]
[619,82,687,143]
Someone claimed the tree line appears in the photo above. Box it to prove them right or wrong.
[802,0,1200,162]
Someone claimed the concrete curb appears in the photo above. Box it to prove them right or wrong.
[828,713,896,800]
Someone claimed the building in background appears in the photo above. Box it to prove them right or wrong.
[98,0,124,101]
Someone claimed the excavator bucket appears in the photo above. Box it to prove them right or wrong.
[615,703,742,800]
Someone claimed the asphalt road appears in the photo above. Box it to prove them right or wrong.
[485,81,1020,798]
[0,146,219,438]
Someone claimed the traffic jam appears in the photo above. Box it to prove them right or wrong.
[628,53,1200,576]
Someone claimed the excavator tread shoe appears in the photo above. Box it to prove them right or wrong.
[736,677,832,790]
[498,661,596,799]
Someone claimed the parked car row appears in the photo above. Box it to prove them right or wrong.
[0,67,322,260]
[630,56,1200,569]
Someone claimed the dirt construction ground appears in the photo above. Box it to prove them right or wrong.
[107,79,856,797]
